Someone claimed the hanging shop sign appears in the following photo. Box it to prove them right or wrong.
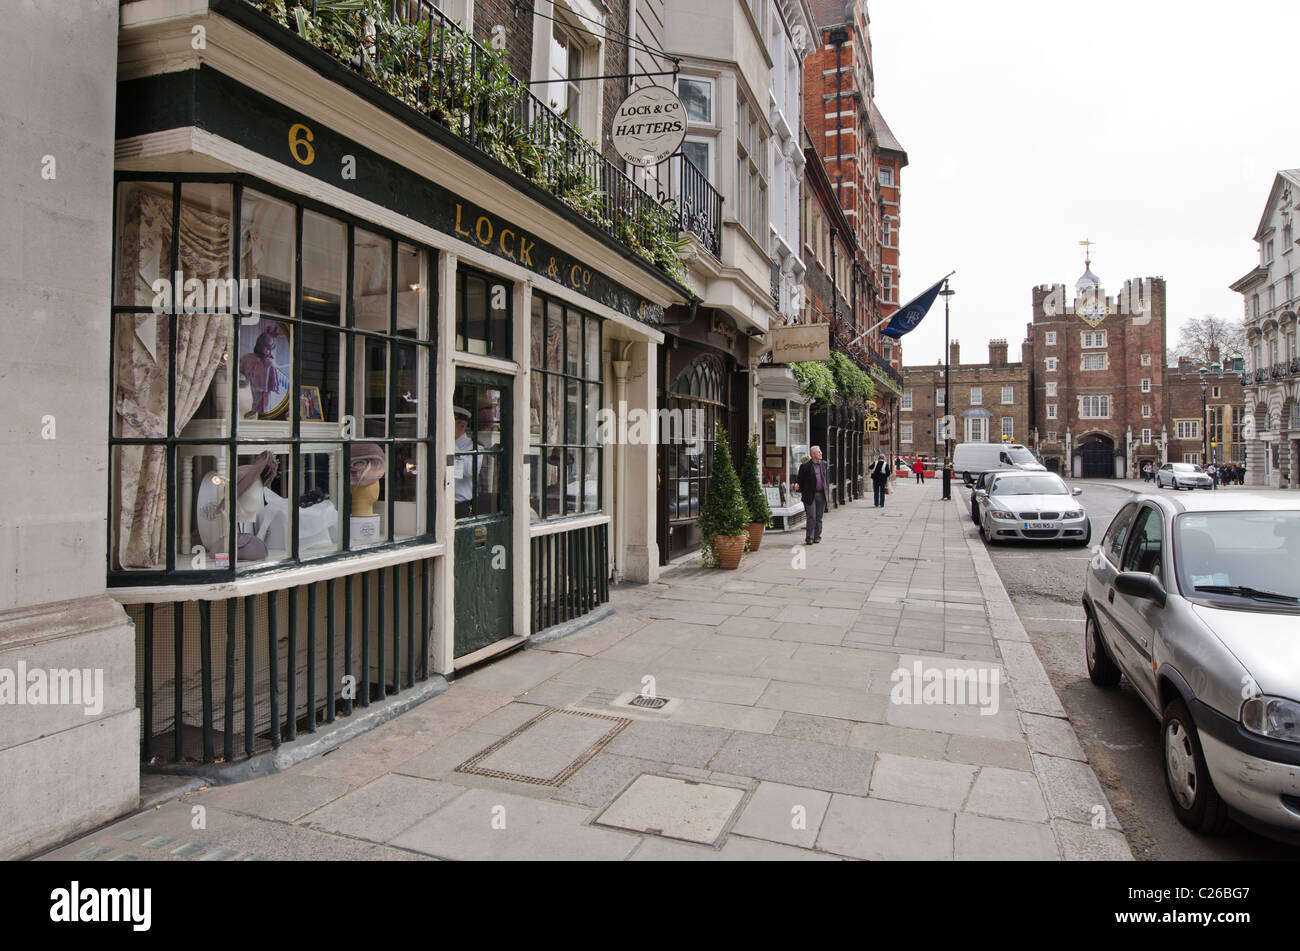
[770,323,830,363]
[116,68,668,327]
[864,413,879,433]
[611,86,687,167]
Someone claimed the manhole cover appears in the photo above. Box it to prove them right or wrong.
[595,774,747,846]
[628,695,669,710]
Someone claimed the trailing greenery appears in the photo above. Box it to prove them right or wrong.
[698,423,749,567]
[828,351,876,408]
[739,434,772,529]
[254,0,686,283]
[789,360,837,405]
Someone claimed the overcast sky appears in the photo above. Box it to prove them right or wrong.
[870,0,1298,368]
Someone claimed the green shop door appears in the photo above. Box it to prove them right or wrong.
[453,371,513,657]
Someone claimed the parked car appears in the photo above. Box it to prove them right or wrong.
[976,471,1090,546]
[1083,493,1300,842]
[969,469,1000,526]
[1156,462,1213,490]
[953,442,1045,485]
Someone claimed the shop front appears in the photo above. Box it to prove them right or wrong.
[756,366,810,531]
[656,309,752,564]
[110,1,680,769]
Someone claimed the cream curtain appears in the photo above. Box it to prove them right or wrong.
[115,188,234,569]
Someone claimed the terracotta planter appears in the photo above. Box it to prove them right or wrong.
[713,533,747,569]
[746,522,765,552]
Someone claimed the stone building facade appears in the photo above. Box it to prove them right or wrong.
[1231,168,1300,489]
[1165,357,1248,470]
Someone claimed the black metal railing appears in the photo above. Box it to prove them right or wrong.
[1272,365,1286,380]
[231,0,690,281]
[865,342,904,389]
[635,153,723,259]
[770,263,781,304]
[1255,368,1269,383]
[129,558,434,766]
[1291,358,1300,375]
[530,522,609,634]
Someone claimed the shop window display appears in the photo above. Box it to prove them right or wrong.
[109,176,435,580]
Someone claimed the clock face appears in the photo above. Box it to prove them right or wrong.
[1077,298,1109,327]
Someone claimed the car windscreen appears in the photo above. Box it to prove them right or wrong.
[1005,448,1037,465]
[990,475,1067,496]
[1175,511,1300,603]
[1170,463,1202,473]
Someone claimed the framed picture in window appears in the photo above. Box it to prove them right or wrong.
[300,385,325,421]
[238,317,292,420]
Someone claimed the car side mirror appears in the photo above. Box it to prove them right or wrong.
[1073,487,1083,496]
[1115,571,1167,608]
[974,489,987,500]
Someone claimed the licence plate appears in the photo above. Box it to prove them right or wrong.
[1024,522,1053,530]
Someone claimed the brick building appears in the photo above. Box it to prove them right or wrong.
[900,338,1033,464]
[1029,265,1168,477]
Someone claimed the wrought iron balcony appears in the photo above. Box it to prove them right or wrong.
[1254,368,1269,384]
[865,342,904,390]
[770,263,781,305]
[225,0,690,283]
[1272,365,1286,380]
[1291,357,1300,375]
[634,153,723,260]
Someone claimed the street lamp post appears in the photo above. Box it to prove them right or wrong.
[940,281,955,501]
[1198,366,1211,487]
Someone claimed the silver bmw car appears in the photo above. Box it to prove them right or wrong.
[975,471,1091,546]
[1084,492,1300,842]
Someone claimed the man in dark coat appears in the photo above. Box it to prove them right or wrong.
[869,454,891,507]
[793,446,828,545]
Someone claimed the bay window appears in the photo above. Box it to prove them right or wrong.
[109,176,435,581]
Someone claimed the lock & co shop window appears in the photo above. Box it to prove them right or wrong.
[108,177,435,582]
[529,292,603,519]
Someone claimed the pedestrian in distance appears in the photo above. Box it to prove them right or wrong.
[870,453,891,507]
[793,446,829,545]
[913,457,925,484]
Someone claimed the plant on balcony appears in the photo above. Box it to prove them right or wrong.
[828,351,875,409]
[789,360,837,405]
[739,433,772,551]
[250,0,687,283]
[698,423,749,569]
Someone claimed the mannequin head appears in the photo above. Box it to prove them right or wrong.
[351,479,380,517]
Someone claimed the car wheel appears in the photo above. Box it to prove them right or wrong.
[971,501,980,526]
[1085,613,1121,687]
[1162,696,1231,834]
[963,472,972,485]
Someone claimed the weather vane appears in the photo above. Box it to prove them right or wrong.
[1079,238,1095,267]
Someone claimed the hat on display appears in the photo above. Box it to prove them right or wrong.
[236,450,279,498]
[350,442,387,487]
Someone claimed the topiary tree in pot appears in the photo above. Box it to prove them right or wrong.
[698,423,750,569]
[740,432,772,551]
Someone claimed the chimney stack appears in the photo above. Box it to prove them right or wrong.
[949,340,961,367]
[989,339,1008,366]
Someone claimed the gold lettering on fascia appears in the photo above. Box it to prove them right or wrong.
[454,203,589,290]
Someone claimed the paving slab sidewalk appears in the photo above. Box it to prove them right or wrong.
[41,479,1131,862]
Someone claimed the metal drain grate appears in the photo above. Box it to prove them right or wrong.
[454,707,630,787]
[627,695,669,710]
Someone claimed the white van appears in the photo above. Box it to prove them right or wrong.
[952,443,1045,485]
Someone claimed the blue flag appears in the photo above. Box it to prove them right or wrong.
[881,278,946,338]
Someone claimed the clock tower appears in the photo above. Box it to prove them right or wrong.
[1030,250,1168,479]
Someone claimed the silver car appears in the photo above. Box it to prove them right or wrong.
[1156,461,1213,490]
[1084,493,1300,842]
[976,472,1091,546]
